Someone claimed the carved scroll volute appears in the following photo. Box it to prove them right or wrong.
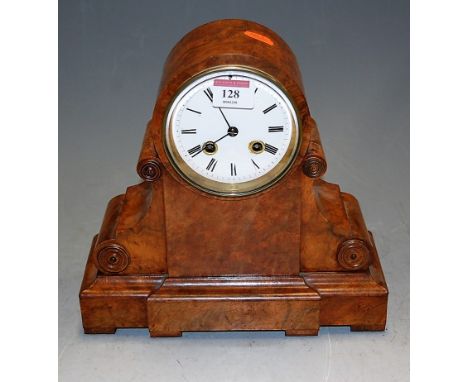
[136,124,163,182]
[138,158,163,181]
[94,241,130,274]
[302,115,327,179]
[337,239,371,271]
[303,155,327,178]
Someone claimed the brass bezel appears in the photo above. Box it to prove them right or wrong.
[163,65,301,197]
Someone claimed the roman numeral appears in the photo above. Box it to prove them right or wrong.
[264,143,278,155]
[206,158,218,172]
[186,108,201,114]
[254,88,258,94]
[230,163,237,176]
[204,87,213,102]
[268,126,284,133]
[251,159,260,169]
[188,144,202,156]
[181,129,197,134]
[263,104,277,114]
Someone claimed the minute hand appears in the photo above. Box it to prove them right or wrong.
[217,107,239,138]
[218,107,233,128]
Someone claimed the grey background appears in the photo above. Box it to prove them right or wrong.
[59,1,409,381]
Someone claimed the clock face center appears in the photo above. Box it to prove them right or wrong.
[227,126,239,137]
[164,68,300,196]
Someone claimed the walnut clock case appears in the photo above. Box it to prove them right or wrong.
[79,19,388,337]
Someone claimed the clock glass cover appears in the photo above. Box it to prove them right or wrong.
[164,68,300,196]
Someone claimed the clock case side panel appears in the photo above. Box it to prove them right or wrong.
[83,178,168,276]
[300,178,377,272]
[79,180,169,333]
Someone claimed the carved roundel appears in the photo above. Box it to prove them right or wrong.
[138,159,163,182]
[95,241,130,274]
[302,155,327,179]
[337,239,371,270]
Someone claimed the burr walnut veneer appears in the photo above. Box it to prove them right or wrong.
[79,19,388,337]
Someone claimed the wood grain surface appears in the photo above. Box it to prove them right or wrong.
[79,19,388,336]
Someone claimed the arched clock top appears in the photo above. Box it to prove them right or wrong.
[138,19,327,196]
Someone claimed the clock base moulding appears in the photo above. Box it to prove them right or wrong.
[79,185,388,337]
[80,235,387,336]
[79,19,388,337]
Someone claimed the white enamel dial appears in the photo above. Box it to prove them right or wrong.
[164,68,300,196]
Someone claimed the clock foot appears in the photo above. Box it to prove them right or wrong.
[350,324,386,332]
[149,330,182,338]
[83,327,117,334]
[285,329,319,336]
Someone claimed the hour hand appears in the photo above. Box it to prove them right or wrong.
[191,124,238,158]
[213,126,238,144]
[214,133,229,143]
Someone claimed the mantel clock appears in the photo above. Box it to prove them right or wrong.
[79,19,388,337]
